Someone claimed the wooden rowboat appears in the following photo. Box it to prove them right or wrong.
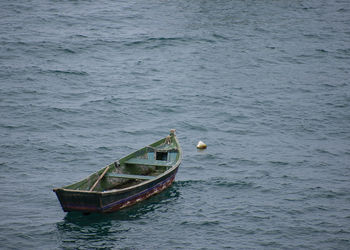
[53,129,182,213]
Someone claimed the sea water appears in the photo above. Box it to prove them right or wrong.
[0,0,349,249]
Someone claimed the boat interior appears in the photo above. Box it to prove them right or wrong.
[63,141,179,192]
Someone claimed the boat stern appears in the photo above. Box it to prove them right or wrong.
[53,188,102,213]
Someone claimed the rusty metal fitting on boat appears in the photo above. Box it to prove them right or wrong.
[165,136,172,144]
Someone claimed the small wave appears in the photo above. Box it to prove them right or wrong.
[225,158,261,167]
[315,148,339,157]
[337,8,349,13]
[269,161,289,166]
[81,96,125,108]
[0,124,30,130]
[68,34,88,39]
[308,187,348,199]
[61,48,76,54]
[180,121,208,132]
[212,33,229,40]
[322,83,338,88]
[96,146,112,152]
[45,69,88,76]
[175,179,206,188]
[337,48,350,54]
[176,177,255,190]
[180,220,220,227]
[122,36,214,49]
[123,37,188,48]
[211,177,255,189]
[315,49,329,53]
[120,129,151,136]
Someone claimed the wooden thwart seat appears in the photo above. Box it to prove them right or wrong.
[107,173,155,180]
[125,158,173,167]
[107,173,156,180]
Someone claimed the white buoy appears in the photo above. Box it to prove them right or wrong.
[196,140,207,149]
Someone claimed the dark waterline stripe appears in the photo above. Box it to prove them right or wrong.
[103,171,177,211]
[63,171,177,212]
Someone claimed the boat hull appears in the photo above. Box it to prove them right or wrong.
[54,167,179,213]
[54,130,182,213]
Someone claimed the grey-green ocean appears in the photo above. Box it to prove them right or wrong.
[1,0,349,249]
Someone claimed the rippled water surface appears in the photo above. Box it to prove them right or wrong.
[1,0,350,249]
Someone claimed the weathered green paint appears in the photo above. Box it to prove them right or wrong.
[53,130,182,213]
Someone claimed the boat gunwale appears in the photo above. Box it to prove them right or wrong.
[53,134,182,196]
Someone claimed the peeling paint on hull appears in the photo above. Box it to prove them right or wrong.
[54,131,182,214]
[105,173,176,212]
[59,171,177,213]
